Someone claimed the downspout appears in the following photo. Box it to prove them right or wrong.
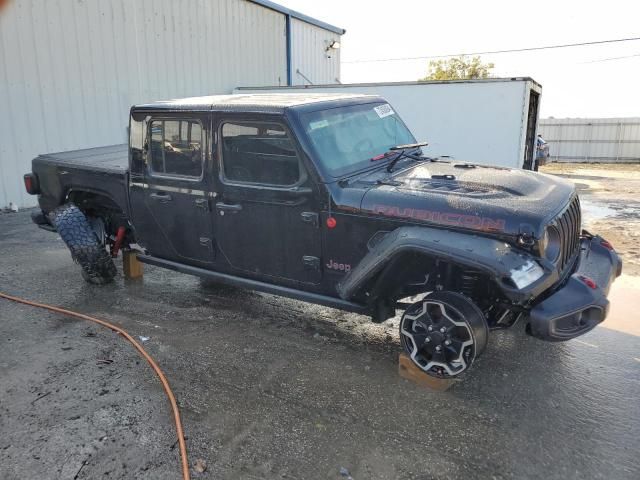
[285,14,293,86]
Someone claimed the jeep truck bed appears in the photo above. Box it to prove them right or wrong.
[32,144,129,214]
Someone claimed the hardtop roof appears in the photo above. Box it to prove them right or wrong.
[133,93,381,114]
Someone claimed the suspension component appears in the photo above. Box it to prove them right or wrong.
[460,269,480,297]
[111,226,126,258]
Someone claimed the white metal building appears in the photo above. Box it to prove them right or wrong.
[539,118,640,163]
[0,0,344,208]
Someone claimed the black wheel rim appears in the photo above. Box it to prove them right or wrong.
[400,299,477,377]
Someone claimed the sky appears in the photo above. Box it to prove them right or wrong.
[282,0,640,118]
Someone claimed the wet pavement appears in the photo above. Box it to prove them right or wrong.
[1,165,640,479]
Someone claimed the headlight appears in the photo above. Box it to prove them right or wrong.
[509,260,544,289]
[540,226,561,262]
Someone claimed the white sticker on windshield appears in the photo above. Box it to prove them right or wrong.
[374,104,395,118]
[309,119,329,130]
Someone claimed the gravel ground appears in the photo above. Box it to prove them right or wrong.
[1,164,639,479]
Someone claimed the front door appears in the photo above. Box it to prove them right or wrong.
[136,114,214,266]
[213,118,322,285]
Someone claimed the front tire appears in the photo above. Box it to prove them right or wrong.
[399,291,488,378]
[48,203,117,285]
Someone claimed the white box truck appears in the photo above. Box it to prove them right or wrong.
[235,77,542,170]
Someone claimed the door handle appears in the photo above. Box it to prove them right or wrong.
[149,192,173,202]
[215,202,243,213]
[300,212,319,227]
[194,198,208,210]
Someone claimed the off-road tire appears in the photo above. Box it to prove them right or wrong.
[48,203,117,285]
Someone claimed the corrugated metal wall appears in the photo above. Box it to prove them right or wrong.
[539,118,640,163]
[0,0,341,209]
[290,18,340,86]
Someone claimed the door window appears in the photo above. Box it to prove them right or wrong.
[149,119,203,178]
[220,122,301,186]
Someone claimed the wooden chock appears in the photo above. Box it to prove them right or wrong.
[123,251,144,279]
[398,353,456,392]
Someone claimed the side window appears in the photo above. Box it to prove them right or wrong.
[220,122,301,186]
[149,119,203,178]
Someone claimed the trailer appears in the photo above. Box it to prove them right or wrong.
[236,77,542,170]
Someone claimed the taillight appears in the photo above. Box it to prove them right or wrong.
[23,173,40,195]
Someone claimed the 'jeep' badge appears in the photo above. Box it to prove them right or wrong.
[326,259,351,273]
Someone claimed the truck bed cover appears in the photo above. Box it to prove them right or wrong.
[32,144,129,214]
[35,144,128,174]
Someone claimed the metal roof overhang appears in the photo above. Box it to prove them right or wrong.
[248,0,346,35]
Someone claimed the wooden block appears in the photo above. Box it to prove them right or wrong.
[123,251,144,279]
[398,353,456,391]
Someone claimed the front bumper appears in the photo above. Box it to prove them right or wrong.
[528,233,622,341]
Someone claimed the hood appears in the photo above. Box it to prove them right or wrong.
[349,161,576,239]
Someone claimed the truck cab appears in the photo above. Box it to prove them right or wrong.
[127,94,419,296]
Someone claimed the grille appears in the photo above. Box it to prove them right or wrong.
[554,196,582,271]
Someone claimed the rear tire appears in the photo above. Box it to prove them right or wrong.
[48,203,117,285]
[399,291,488,378]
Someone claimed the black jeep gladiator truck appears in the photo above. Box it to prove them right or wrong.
[24,93,622,378]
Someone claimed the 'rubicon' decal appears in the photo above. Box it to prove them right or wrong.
[372,205,506,233]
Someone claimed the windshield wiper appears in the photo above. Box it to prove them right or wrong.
[386,142,428,172]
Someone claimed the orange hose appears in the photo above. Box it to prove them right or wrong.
[0,291,191,480]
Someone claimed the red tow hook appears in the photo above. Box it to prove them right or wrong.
[578,275,598,289]
[111,226,126,258]
[600,239,615,251]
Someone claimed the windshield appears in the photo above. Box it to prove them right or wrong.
[301,102,416,177]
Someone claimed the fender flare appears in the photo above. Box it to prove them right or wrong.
[65,187,126,213]
[337,226,558,304]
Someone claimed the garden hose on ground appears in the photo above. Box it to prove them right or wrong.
[0,291,191,480]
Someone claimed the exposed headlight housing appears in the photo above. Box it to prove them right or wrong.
[540,226,561,262]
[509,260,545,289]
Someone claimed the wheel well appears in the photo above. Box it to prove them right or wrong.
[66,191,134,242]
[363,251,512,325]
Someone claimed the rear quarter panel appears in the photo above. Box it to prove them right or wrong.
[32,156,129,215]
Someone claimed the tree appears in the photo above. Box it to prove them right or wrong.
[420,55,495,81]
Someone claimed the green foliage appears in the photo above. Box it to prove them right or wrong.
[421,55,495,81]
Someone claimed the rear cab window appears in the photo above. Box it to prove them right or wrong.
[149,119,204,178]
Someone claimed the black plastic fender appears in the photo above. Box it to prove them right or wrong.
[337,226,558,304]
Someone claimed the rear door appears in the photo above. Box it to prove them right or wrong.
[131,113,215,266]
[212,116,322,285]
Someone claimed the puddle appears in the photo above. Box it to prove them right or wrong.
[601,274,640,337]
[580,199,617,221]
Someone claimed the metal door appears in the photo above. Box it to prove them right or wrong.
[213,118,322,285]
[130,114,215,266]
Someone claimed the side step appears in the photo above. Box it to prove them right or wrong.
[136,254,369,315]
